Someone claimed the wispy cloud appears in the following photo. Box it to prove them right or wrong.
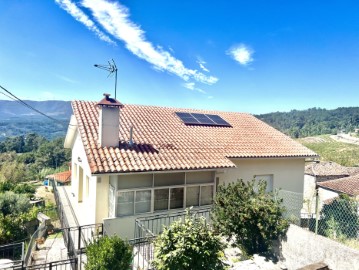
[183,82,206,94]
[55,74,78,84]
[227,44,254,66]
[57,0,218,86]
[55,0,116,45]
[197,58,209,72]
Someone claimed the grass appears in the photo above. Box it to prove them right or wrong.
[297,134,359,167]
[47,231,62,239]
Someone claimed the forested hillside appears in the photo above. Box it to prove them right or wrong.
[0,100,71,141]
[256,107,359,138]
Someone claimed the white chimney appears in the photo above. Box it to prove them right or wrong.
[97,93,123,147]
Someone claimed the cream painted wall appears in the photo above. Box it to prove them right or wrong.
[69,133,101,226]
[217,158,306,194]
[95,175,109,224]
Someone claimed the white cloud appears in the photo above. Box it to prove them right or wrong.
[197,58,209,72]
[55,74,78,84]
[57,0,218,86]
[55,0,116,45]
[227,44,254,66]
[183,82,206,94]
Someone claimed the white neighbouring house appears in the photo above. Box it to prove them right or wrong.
[64,93,318,239]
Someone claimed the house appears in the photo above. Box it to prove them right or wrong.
[45,170,72,187]
[317,174,359,200]
[303,161,359,213]
[64,93,317,239]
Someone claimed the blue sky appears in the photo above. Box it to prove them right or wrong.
[1,0,359,114]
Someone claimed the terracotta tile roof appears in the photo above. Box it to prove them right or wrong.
[317,174,359,196]
[72,101,318,174]
[46,171,71,183]
[305,161,359,177]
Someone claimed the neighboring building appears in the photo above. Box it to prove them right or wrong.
[64,94,317,239]
[317,174,359,200]
[303,161,359,213]
[46,170,72,187]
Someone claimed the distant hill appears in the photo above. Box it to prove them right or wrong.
[0,100,72,141]
[256,107,359,138]
[0,100,72,119]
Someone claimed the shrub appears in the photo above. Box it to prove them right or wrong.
[319,194,359,239]
[85,235,133,270]
[152,210,225,270]
[212,179,289,255]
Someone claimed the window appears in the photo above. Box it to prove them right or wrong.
[115,172,215,216]
[135,190,151,213]
[117,190,152,216]
[117,191,134,216]
[154,189,169,211]
[186,185,213,207]
[254,175,273,192]
[154,187,184,211]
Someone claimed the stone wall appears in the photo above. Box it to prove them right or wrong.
[277,225,359,270]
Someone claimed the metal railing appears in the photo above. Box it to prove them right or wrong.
[132,207,212,270]
[0,242,24,261]
[23,223,47,266]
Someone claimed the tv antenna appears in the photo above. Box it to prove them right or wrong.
[94,59,118,99]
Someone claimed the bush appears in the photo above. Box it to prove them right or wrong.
[85,235,133,270]
[212,179,289,255]
[319,194,359,239]
[152,210,225,270]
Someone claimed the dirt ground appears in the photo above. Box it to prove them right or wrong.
[35,185,56,205]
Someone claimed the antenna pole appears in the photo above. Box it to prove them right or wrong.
[94,59,118,99]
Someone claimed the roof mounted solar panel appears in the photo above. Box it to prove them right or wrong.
[206,114,231,126]
[175,112,231,127]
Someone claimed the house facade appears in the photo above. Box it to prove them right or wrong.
[64,94,317,239]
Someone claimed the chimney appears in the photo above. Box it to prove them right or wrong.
[97,93,123,147]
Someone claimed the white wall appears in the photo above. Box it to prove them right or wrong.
[69,133,100,225]
[218,158,306,194]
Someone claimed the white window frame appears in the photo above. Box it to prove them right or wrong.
[116,183,215,217]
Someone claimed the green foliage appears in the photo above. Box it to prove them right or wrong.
[85,235,133,270]
[212,179,289,255]
[152,210,225,270]
[256,107,359,138]
[319,194,359,240]
[0,191,39,244]
[0,161,26,183]
[298,135,359,166]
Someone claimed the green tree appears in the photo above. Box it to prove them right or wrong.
[0,161,26,183]
[319,194,359,239]
[0,192,38,244]
[85,235,133,270]
[212,179,289,255]
[152,211,225,270]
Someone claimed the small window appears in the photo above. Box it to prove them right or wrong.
[201,185,213,205]
[117,191,134,216]
[154,189,169,211]
[255,175,273,192]
[186,186,200,207]
[170,188,184,209]
[135,190,151,214]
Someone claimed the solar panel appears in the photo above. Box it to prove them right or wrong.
[206,114,231,126]
[175,112,231,127]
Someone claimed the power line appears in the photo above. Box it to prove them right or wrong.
[0,84,74,127]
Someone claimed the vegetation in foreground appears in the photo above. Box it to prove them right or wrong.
[153,210,225,270]
[212,179,289,256]
[298,134,359,166]
[85,235,132,270]
[0,133,70,244]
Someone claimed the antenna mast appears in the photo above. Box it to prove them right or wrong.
[94,59,118,99]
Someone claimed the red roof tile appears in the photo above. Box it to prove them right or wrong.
[46,171,71,183]
[317,174,359,196]
[72,101,318,174]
